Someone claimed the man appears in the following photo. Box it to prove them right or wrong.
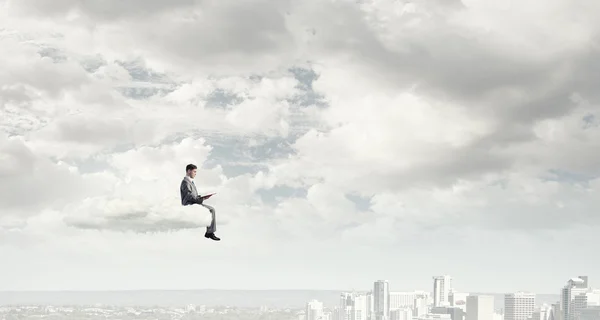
[180,163,220,241]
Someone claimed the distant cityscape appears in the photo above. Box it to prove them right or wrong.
[300,276,600,320]
[1,276,599,320]
[0,305,296,320]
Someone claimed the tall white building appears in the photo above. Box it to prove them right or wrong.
[390,292,417,309]
[306,300,324,320]
[586,289,600,306]
[367,291,375,320]
[466,295,494,320]
[355,294,369,320]
[390,308,412,320]
[561,276,591,320]
[449,291,469,312]
[433,276,453,307]
[333,307,344,320]
[548,302,562,320]
[505,292,536,320]
[341,292,354,320]
[374,281,390,320]
[414,291,431,305]
[530,304,552,320]
[580,306,600,320]
[340,292,370,320]
[414,296,429,317]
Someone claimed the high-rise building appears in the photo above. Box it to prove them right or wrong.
[580,306,600,320]
[306,300,324,320]
[333,307,344,320]
[341,292,354,320]
[433,276,453,307]
[579,276,589,288]
[466,295,494,320]
[561,276,590,320]
[505,292,536,320]
[414,296,428,317]
[340,292,369,320]
[530,304,552,320]
[431,306,465,320]
[449,291,469,312]
[586,289,600,306]
[548,302,562,320]
[390,292,417,309]
[374,281,390,320]
[366,291,374,320]
[355,294,369,320]
[414,291,431,305]
[390,308,412,320]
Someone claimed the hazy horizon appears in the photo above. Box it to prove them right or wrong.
[0,290,561,310]
[0,288,563,295]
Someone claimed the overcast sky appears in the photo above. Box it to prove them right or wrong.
[1,0,599,295]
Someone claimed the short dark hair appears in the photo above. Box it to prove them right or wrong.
[186,164,197,171]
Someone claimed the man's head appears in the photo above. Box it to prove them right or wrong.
[186,164,197,178]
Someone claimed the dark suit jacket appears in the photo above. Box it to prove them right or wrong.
[180,176,203,206]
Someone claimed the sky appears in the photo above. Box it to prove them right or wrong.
[0,0,599,295]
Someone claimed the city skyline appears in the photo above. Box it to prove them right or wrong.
[0,283,589,296]
[3,276,599,320]
[294,276,598,320]
[0,275,589,307]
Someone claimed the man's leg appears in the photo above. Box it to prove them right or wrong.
[201,204,219,240]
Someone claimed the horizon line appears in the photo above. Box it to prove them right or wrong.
[0,289,560,295]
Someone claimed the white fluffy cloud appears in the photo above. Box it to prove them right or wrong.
[1,0,600,293]
[62,197,212,233]
[0,135,114,219]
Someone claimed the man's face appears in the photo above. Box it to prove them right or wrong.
[188,169,197,178]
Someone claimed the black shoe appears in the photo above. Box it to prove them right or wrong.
[205,232,220,241]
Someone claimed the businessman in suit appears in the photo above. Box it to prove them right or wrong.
[180,163,220,241]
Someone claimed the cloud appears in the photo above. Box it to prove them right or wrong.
[55,137,277,234]
[62,197,212,233]
[289,0,600,142]
[2,0,600,292]
[6,0,299,76]
[264,90,500,192]
[0,135,114,218]
[8,0,198,22]
[54,137,219,231]
[3,0,599,234]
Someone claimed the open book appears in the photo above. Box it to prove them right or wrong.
[201,192,216,200]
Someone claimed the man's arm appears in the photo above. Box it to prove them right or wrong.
[181,180,203,205]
